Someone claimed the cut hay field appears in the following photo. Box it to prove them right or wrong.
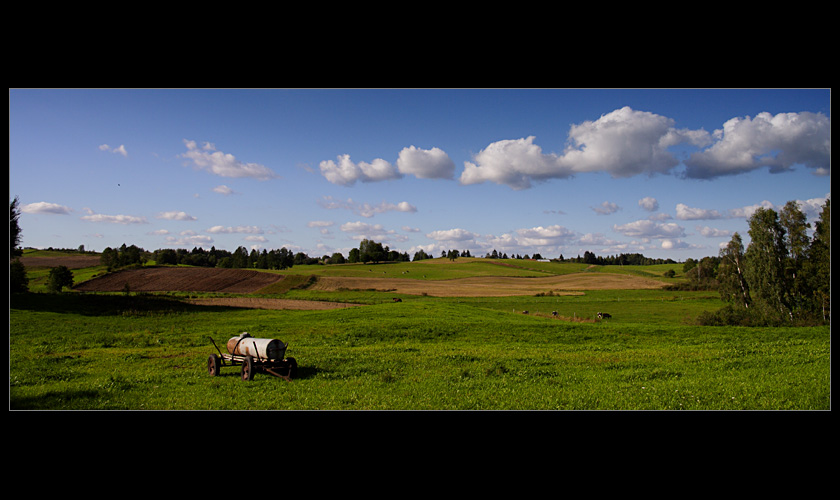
[308,272,665,297]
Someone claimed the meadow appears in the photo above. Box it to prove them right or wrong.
[9,253,831,410]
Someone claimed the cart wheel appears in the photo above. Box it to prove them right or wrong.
[286,357,298,378]
[208,354,221,376]
[241,355,255,381]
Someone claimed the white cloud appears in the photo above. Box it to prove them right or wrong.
[514,225,576,247]
[697,226,732,238]
[21,202,72,215]
[592,201,621,215]
[683,111,831,179]
[99,144,128,157]
[213,185,235,195]
[613,219,685,239]
[181,140,277,180]
[318,196,417,218]
[675,203,724,220]
[727,200,776,219]
[638,197,659,212]
[579,233,621,247]
[426,228,479,242]
[156,211,197,221]
[340,221,402,242]
[560,107,710,178]
[319,154,401,186]
[459,107,713,189]
[81,213,148,224]
[460,136,571,190]
[164,234,213,247]
[660,239,701,250]
[396,145,456,179]
[206,225,263,234]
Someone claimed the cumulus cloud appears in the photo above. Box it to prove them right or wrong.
[206,225,264,234]
[675,203,724,220]
[560,107,711,177]
[683,111,831,179]
[81,213,149,224]
[319,154,402,186]
[165,234,213,247]
[318,196,417,218]
[514,225,576,247]
[181,140,277,180]
[213,185,236,195]
[697,226,732,238]
[99,144,128,157]
[638,197,659,212]
[459,107,712,189]
[22,202,72,215]
[426,228,479,242]
[592,201,621,215]
[396,146,455,179]
[613,220,685,239]
[340,221,403,242]
[727,200,776,219]
[457,106,830,189]
[156,211,197,221]
[460,136,571,190]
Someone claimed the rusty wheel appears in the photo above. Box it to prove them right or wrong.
[241,355,255,381]
[286,357,298,378]
[208,354,221,376]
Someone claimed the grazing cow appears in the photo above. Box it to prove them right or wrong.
[597,312,612,319]
[552,311,558,317]
[393,298,402,302]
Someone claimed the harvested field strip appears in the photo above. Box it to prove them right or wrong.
[310,272,666,297]
[185,297,362,310]
[73,267,284,293]
[19,255,101,269]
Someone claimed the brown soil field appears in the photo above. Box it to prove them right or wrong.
[74,267,284,293]
[18,255,101,269]
[310,273,665,297]
[186,297,362,310]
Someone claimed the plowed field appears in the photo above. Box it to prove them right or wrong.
[74,267,283,293]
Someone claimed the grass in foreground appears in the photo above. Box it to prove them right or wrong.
[9,292,830,410]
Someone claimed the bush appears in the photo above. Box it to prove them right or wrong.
[47,265,74,293]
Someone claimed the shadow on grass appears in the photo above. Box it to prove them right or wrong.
[10,292,241,317]
[11,388,105,410]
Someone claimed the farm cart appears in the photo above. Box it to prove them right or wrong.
[208,332,298,381]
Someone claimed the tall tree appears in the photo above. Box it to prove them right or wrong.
[718,232,751,309]
[744,207,790,322]
[805,198,830,321]
[779,201,811,315]
[10,196,22,257]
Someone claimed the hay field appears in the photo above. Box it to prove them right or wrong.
[309,272,665,297]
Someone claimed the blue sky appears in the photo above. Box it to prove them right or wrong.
[10,88,830,261]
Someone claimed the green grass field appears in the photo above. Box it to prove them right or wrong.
[9,254,830,410]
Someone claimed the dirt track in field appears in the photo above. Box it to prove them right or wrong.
[185,297,362,310]
[310,273,665,297]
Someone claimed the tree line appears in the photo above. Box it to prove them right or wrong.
[702,198,830,326]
